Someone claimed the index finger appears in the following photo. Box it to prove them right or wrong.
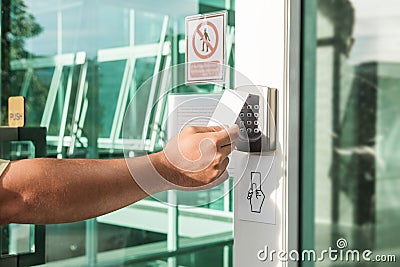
[187,125,224,133]
[214,125,240,147]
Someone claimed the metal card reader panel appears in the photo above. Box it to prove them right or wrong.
[235,85,278,153]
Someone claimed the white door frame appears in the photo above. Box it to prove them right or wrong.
[234,0,301,266]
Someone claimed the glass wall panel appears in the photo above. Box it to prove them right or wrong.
[97,60,128,139]
[304,0,400,266]
[0,141,35,257]
[10,68,54,126]
[1,0,235,266]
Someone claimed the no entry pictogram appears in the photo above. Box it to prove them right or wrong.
[192,21,219,59]
[186,11,226,83]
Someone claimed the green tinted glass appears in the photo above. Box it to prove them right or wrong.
[303,0,400,266]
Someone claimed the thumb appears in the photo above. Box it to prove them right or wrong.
[251,183,257,192]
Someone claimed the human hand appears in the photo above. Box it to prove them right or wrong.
[247,182,265,213]
[151,125,239,190]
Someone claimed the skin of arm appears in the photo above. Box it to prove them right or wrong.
[0,125,239,225]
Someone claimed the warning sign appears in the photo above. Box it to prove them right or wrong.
[186,11,226,83]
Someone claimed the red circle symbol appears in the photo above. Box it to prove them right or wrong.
[192,21,219,59]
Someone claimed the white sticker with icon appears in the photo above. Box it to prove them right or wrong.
[235,152,278,224]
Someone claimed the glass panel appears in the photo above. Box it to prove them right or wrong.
[44,222,167,263]
[1,224,35,256]
[48,66,82,137]
[1,0,235,266]
[1,141,36,257]
[304,0,400,265]
[8,141,36,160]
[123,244,233,267]
[117,57,157,140]
[10,67,55,127]
[135,12,167,45]
[97,60,127,139]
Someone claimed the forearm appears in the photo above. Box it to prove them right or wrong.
[0,154,168,225]
[0,125,238,225]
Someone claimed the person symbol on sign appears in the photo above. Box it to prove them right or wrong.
[200,28,211,53]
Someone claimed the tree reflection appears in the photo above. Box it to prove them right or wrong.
[1,0,43,125]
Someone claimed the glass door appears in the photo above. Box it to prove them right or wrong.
[1,1,236,267]
[302,0,400,266]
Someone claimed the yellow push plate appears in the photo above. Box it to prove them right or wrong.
[8,96,25,127]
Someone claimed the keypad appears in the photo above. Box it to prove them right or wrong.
[237,94,261,143]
